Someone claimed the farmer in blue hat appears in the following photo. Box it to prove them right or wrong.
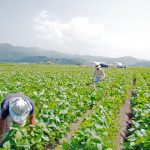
[0,93,35,145]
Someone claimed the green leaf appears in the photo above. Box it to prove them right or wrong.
[62,141,70,150]
[130,142,135,146]
[3,141,11,149]
[55,116,60,123]
[42,135,49,142]
[21,129,28,137]
[97,143,102,150]
[15,130,22,140]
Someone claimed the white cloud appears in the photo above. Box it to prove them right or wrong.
[33,11,150,59]
[33,11,110,55]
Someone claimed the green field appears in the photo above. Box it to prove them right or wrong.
[0,64,149,150]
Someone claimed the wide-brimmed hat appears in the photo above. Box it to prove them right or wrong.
[9,97,32,125]
[95,64,101,68]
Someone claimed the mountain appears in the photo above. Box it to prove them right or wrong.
[0,43,149,66]
[133,61,150,67]
[74,55,142,66]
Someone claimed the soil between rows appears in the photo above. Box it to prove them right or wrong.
[116,78,136,150]
[116,91,133,150]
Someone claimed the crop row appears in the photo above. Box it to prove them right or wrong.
[124,68,150,150]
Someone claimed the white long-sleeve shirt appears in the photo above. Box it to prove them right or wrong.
[92,68,105,80]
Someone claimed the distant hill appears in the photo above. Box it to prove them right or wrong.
[0,43,149,66]
[133,61,150,67]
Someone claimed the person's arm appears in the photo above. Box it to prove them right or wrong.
[28,100,35,126]
[92,70,96,81]
[101,69,105,80]
[0,100,9,139]
[0,118,7,139]
[29,113,35,126]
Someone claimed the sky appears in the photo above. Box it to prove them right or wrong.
[0,0,150,60]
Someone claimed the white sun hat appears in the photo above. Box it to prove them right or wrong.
[95,64,101,68]
[9,97,32,125]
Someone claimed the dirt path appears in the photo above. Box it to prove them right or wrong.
[116,94,132,150]
[116,78,136,150]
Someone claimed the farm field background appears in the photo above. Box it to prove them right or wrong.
[0,64,149,150]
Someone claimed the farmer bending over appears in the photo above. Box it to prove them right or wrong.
[0,93,35,145]
[92,64,105,85]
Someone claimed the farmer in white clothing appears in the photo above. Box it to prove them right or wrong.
[92,64,105,85]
